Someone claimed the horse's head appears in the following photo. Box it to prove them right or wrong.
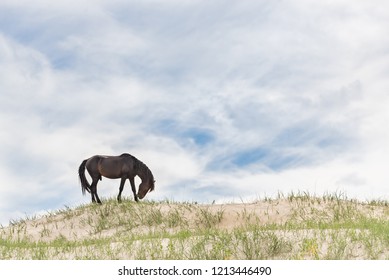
[137,179,155,199]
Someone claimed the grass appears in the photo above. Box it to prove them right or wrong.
[0,192,388,259]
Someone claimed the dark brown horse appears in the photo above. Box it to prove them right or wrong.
[78,153,155,204]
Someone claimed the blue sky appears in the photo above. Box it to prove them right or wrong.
[1,0,389,225]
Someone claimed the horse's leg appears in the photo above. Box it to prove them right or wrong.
[86,157,103,204]
[91,179,102,204]
[129,177,139,202]
[117,178,126,202]
[90,180,97,203]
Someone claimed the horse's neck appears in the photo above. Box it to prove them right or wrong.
[136,162,150,182]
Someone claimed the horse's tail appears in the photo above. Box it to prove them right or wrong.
[78,159,91,195]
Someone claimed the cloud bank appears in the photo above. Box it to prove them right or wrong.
[1,0,389,224]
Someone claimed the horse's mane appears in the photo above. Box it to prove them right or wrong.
[120,153,155,191]
[120,153,132,158]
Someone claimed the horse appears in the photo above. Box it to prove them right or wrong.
[78,153,155,204]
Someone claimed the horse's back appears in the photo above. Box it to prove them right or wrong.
[97,154,137,179]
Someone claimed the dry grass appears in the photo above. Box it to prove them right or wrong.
[1,192,388,259]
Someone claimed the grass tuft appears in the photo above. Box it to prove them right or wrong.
[1,193,388,259]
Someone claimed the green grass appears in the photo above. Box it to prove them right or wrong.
[0,193,388,259]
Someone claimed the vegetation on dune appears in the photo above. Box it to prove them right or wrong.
[1,192,388,260]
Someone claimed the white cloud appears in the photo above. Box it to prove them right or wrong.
[1,0,389,224]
